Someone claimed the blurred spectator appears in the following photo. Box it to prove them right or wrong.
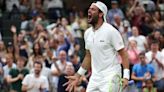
[44,0,64,20]
[7,56,29,92]
[56,31,71,56]
[3,53,16,78]
[127,40,140,80]
[19,0,30,13]
[20,13,29,31]
[70,54,81,72]
[78,10,88,31]
[6,0,19,12]
[127,0,145,28]
[131,52,155,92]
[152,10,164,30]
[127,40,140,65]
[143,78,157,92]
[121,20,132,46]
[147,30,164,50]
[3,53,17,91]
[112,14,124,32]
[30,55,53,92]
[22,61,49,92]
[140,0,156,12]
[26,42,43,70]
[0,41,7,62]
[129,26,148,52]
[51,50,72,92]
[107,0,125,24]
[57,63,75,92]
[140,13,153,36]
[9,4,21,20]
[145,40,164,92]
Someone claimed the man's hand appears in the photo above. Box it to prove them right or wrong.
[122,78,128,89]
[18,74,24,80]
[11,25,17,33]
[63,74,80,92]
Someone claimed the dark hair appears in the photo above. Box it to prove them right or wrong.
[139,51,146,56]
[151,39,159,45]
[32,42,42,56]
[34,61,43,68]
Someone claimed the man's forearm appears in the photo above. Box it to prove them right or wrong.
[118,48,130,80]
[77,50,91,76]
[81,50,91,70]
[119,48,129,69]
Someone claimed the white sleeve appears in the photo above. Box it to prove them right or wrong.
[84,30,89,50]
[22,74,30,85]
[42,77,49,91]
[110,29,125,51]
[50,63,57,72]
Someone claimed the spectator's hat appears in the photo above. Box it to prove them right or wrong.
[93,1,108,22]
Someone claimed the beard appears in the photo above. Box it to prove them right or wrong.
[88,14,99,26]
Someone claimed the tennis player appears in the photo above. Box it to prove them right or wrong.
[64,1,129,92]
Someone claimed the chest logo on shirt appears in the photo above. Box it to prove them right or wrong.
[100,40,105,42]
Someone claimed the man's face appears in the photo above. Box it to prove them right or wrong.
[139,55,146,64]
[88,3,100,24]
[151,43,159,52]
[6,55,13,65]
[34,63,42,75]
[17,59,25,68]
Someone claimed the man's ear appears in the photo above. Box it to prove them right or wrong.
[99,12,104,18]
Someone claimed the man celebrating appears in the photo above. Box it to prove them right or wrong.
[65,1,129,92]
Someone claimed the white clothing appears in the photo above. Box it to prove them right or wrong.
[3,63,16,76]
[22,73,49,92]
[146,51,164,80]
[51,60,72,88]
[6,0,19,11]
[129,35,147,52]
[87,74,122,92]
[161,49,164,65]
[84,22,124,91]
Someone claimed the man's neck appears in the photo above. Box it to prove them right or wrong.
[35,74,40,78]
[93,20,104,31]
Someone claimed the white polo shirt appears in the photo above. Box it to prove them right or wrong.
[84,22,124,80]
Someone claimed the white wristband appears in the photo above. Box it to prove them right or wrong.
[123,69,130,80]
[77,67,87,76]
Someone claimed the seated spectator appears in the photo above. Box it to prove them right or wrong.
[131,52,155,92]
[143,78,157,92]
[107,0,125,24]
[51,50,72,92]
[145,40,164,92]
[129,26,148,52]
[57,63,75,92]
[22,61,49,92]
[7,56,29,92]
[70,54,81,72]
[3,53,17,91]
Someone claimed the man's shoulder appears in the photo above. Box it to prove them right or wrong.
[133,63,140,67]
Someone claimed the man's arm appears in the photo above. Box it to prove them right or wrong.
[118,48,129,77]
[81,50,91,71]
[7,75,20,83]
[64,50,91,91]
[118,48,129,89]
[76,50,91,77]
[131,72,144,81]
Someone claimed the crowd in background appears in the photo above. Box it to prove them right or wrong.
[0,0,164,92]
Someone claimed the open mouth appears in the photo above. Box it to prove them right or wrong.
[88,13,92,20]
